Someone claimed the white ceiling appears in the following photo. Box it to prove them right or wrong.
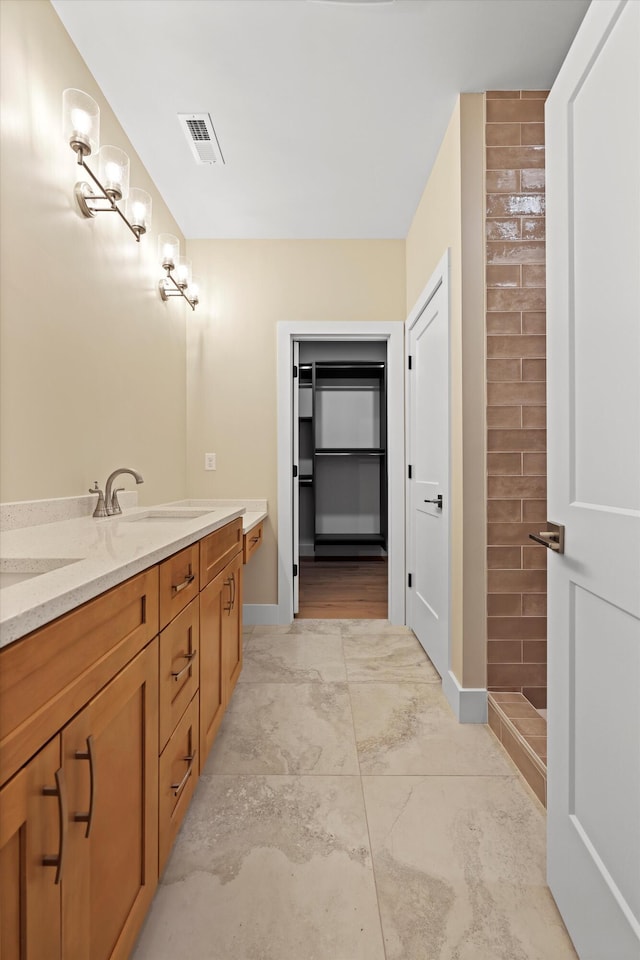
[52,0,590,240]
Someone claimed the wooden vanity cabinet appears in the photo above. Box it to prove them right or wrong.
[158,693,199,874]
[158,598,200,752]
[157,548,202,876]
[0,515,248,959]
[243,521,263,564]
[159,542,199,629]
[222,551,243,702]
[61,641,158,960]
[0,737,62,960]
[198,520,243,769]
[0,640,158,960]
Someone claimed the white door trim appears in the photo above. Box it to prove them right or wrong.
[276,320,405,625]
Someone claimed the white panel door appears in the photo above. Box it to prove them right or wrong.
[292,342,300,614]
[545,2,640,956]
[406,259,450,680]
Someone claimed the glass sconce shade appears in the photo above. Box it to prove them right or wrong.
[126,188,152,235]
[175,257,192,289]
[158,233,180,270]
[97,145,130,202]
[189,278,200,304]
[63,88,100,157]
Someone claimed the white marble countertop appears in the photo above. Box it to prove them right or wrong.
[0,498,267,649]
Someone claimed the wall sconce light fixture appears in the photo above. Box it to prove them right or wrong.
[158,235,199,310]
[63,88,152,241]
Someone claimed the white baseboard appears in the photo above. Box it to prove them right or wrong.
[442,670,488,723]
[242,604,280,626]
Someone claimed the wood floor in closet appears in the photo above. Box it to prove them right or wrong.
[296,557,388,619]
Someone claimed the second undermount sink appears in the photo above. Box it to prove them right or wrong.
[0,557,84,590]
[123,509,217,523]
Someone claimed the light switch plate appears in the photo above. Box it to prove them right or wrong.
[204,453,216,471]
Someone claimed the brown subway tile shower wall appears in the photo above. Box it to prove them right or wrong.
[485,91,548,709]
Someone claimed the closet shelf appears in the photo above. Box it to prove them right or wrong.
[314,533,387,547]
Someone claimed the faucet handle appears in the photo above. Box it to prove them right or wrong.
[110,487,125,516]
[89,482,108,518]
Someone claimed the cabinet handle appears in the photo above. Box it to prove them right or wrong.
[171,755,195,798]
[73,735,96,838]
[171,649,197,682]
[42,767,67,884]
[250,533,260,544]
[172,568,195,595]
[230,572,236,610]
[224,576,233,613]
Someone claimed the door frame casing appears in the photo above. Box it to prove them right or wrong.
[276,321,405,625]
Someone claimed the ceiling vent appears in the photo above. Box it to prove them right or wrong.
[178,113,225,165]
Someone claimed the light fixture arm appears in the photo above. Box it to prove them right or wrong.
[159,266,198,311]
[74,152,144,242]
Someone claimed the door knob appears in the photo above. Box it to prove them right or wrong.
[424,495,443,509]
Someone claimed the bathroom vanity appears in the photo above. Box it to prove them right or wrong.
[0,498,266,960]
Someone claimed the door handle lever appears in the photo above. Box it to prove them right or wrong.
[529,522,564,554]
[424,495,443,509]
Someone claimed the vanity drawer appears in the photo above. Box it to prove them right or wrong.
[200,518,243,588]
[0,567,159,785]
[243,522,263,564]
[158,692,199,874]
[159,543,199,629]
[159,598,199,752]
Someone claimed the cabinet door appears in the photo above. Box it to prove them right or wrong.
[62,641,158,960]
[0,738,62,960]
[221,553,243,703]
[199,569,225,766]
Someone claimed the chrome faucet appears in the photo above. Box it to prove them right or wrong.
[104,467,144,516]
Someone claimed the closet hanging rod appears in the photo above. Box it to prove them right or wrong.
[315,450,384,456]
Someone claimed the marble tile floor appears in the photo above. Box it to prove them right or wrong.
[133,620,577,960]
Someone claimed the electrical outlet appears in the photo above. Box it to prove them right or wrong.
[204,453,216,471]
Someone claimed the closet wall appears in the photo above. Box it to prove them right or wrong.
[298,341,387,558]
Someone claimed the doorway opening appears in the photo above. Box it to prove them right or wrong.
[296,340,388,619]
[276,321,405,627]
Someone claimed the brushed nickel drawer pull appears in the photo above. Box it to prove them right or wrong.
[172,649,197,682]
[42,767,67,884]
[73,735,96,838]
[224,576,233,612]
[172,568,195,595]
[230,572,236,610]
[171,754,194,798]
[250,534,260,544]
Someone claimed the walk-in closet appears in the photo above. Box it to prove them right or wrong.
[295,341,388,618]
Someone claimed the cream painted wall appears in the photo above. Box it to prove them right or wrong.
[185,240,406,604]
[405,95,486,691]
[0,0,188,505]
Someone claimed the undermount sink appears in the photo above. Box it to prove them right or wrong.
[0,557,84,589]
[123,509,217,523]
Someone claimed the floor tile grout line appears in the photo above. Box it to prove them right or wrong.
[341,623,390,960]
